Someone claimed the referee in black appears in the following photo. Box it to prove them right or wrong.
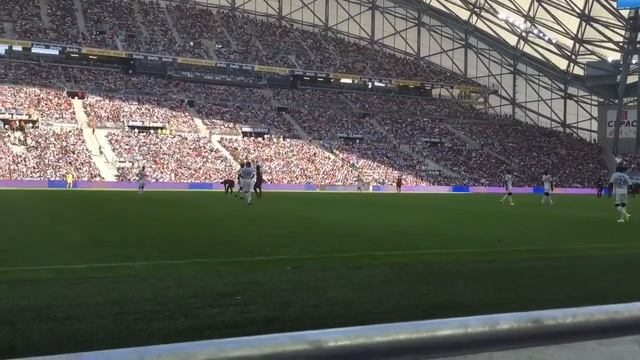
[254,164,264,198]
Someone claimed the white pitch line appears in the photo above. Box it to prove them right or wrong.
[0,243,638,273]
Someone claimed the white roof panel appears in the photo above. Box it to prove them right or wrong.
[424,0,627,74]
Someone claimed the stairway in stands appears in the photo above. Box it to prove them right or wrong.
[72,99,118,180]
[132,0,150,39]
[211,135,239,165]
[281,112,311,141]
[39,0,50,27]
[162,3,184,45]
[186,107,211,138]
[72,0,87,33]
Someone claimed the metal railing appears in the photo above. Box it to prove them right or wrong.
[23,302,640,360]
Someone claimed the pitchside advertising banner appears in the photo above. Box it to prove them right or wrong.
[606,109,638,138]
[0,180,595,194]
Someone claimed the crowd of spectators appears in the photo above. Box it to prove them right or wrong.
[0,59,610,187]
[0,61,66,87]
[0,85,75,124]
[220,137,357,184]
[132,1,194,57]
[332,142,426,186]
[619,153,640,181]
[0,128,101,180]
[81,0,136,48]
[273,88,350,109]
[46,0,82,44]
[184,83,270,105]
[197,103,297,137]
[85,95,196,132]
[291,108,383,141]
[1,0,43,40]
[217,11,265,64]
[107,130,236,182]
[3,0,475,86]
[415,144,509,185]
[450,118,608,187]
[168,4,231,60]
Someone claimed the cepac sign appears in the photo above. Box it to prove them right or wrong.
[606,109,638,138]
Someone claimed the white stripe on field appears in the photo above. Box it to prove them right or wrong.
[0,243,637,273]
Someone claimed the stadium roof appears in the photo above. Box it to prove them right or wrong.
[422,0,628,75]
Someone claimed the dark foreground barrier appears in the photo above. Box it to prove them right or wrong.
[22,302,640,360]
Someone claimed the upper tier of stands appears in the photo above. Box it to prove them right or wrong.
[0,0,470,85]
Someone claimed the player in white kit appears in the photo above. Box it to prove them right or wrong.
[541,172,554,205]
[137,166,146,194]
[240,161,256,205]
[499,171,515,206]
[610,165,632,223]
[235,162,244,199]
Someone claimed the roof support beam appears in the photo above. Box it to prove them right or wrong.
[613,10,639,156]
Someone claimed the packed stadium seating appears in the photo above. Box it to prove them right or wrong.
[332,142,426,186]
[0,56,609,187]
[220,137,357,185]
[449,119,608,187]
[196,103,298,137]
[107,131,237,182]
[2,0,471,84]
[0,85,75,124]
[85,94,196,132]
[0,128,101,180]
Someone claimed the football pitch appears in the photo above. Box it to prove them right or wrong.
[2,190,640,358]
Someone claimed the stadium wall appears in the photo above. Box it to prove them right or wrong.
[0,180,596,194]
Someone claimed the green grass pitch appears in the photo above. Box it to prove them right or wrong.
[1,190,640,358]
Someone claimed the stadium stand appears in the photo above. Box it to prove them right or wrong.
[0,0,610,187]
[2,0,473,84]
[85,95,196,132]
[196,103,297,137]
[220,137,357,185]
[449,119,608,187]
[0,59,609,186]
[0,128,101,180]
[107,131,236,182]
[0,85,75,124]
[81,0,134,48]
[46,0,82,44]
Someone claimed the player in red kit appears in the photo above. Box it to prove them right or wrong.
[396,176,403,193]
[221,179,235,195]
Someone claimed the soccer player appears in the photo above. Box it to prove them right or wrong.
[253,165,263,198]
[240,161,255,205]
[499,171,515,206]
[221,179,235,195]
[541,171,554,205]
[356,175,364,192]
[66,172,74,189]
[596,179,604,198]
[396,176,403,193]
[235,162,244,199]
[137,166,146,194]
[610,165,632,223]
